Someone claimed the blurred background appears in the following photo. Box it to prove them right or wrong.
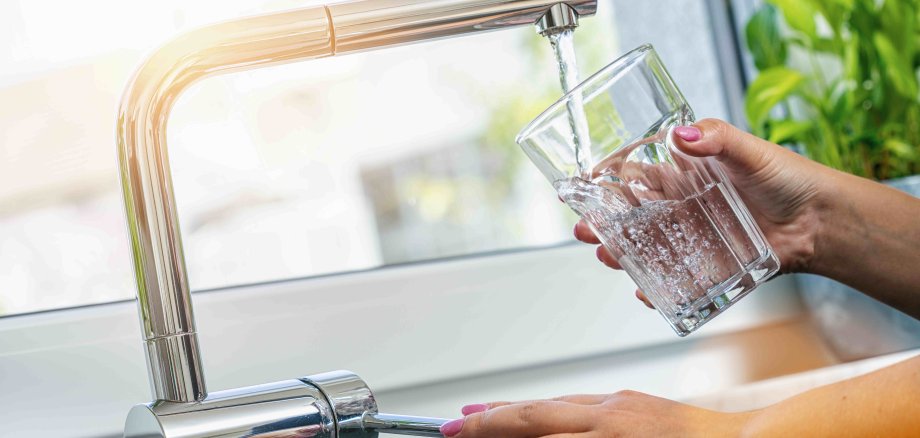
[0,0,734,316]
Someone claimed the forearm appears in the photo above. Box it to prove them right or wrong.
[740,355,920,437]
[811,169,920,318]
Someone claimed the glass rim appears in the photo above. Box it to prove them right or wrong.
[515,43,655,145]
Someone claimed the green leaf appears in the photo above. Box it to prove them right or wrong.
[883,139,918,159]
[767,0,818,41]
[745,4,787,70]
[768,120,812,144]
[788,35,837,53]
[745,67,805,134]
[873,33,919,98]
[825,79,855,124]
[811,38,838,54]
[829,0,854,8]
[812,0,851,35]
[843,37,861,84]
[879,0,909,50]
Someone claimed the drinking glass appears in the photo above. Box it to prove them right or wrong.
[516,44,780,336]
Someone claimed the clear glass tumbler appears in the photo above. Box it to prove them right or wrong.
[517,45,780,336]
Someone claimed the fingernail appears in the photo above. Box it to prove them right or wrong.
[440,418,465,437]
[596,245,608,262]
[674,126,702,142]
[461,403,490,415]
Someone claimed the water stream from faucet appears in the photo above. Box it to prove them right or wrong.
[548,29,592,178]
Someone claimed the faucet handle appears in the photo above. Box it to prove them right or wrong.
[363,413,449,437]
[302,370,377,436]
[303,371,449,437]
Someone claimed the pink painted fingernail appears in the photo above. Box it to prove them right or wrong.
[674,126,702,142]
[461,403,490,415]
[440,418,465,437]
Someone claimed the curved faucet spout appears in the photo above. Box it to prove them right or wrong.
[118,0,596,406]
[117,6,333,403]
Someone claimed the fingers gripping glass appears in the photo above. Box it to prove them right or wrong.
[517,45,780,336]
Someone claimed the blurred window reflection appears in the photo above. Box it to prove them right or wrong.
[0,0,731,316]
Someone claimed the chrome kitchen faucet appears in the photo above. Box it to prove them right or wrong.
[117,1,597,436]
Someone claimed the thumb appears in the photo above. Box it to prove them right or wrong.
[671,118,772,174]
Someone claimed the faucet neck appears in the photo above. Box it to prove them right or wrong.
[118,6,334,402]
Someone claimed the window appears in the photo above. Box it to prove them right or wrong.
[0,0,733,317]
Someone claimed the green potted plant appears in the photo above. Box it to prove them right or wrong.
[744,0,920,360]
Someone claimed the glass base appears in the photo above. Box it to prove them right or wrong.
[667,251,781,336]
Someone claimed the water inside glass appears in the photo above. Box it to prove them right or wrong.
[553,109,779,335]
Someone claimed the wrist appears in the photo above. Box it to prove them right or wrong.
[765,161,839,275]
[696,410,758,438]
[806,167,858,277]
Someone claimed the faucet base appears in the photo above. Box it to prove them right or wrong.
[125,370,449,438]
[125,378,337,438]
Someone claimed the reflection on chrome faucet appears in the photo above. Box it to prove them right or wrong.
[126,370,449,437]
[118,1,597,436]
